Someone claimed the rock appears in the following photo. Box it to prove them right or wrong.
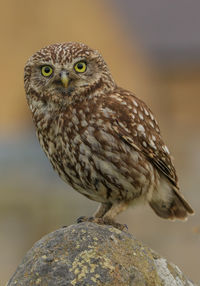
[7,222,196,286]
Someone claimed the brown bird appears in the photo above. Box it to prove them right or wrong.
[24,42,194,229]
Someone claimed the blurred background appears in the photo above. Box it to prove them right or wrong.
[0,0,200,284]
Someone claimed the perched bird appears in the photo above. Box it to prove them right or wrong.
[24,42,194,229]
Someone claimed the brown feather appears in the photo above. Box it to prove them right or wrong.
[24,42,194,224]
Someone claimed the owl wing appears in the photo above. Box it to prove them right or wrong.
[114,121,178,187]
[103,88,178,187]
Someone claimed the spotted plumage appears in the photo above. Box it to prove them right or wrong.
[24,42,194,228]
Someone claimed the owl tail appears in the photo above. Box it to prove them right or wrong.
[149,178,194,220]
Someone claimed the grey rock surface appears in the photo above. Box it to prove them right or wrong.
[7,222,196,286]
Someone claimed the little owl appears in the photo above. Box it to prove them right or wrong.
[24,42,194,229]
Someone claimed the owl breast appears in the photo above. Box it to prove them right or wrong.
[34,94,159,204]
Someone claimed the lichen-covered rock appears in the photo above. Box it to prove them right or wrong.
[7,222,196,286]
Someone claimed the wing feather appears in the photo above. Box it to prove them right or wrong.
[102,88,178,187]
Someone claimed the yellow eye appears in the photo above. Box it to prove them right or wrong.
[74,61,87,73]
[41,65,53,77]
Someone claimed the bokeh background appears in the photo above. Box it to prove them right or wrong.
[1,0,200,284]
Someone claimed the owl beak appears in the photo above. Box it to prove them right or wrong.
[60,71,69,88]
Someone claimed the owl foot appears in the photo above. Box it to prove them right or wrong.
[76,216,128,231]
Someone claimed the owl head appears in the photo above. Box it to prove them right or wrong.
[24,42,115,106]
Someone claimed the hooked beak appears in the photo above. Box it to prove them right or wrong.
[60,71,69,88]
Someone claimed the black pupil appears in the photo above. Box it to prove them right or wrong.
[44,67,50,73]
[77,63,84,70]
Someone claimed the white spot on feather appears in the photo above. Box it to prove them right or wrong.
[149,139,157,150]
[133,108,137,114]
[152,135,156,141]
[102,107,115,118]
[133,99,138,107]
[144,108,149,116]
[118,121,131,133]
[79,142,91,156]
[111,94,123,102]
[121,101,127,105]
[150,113,154,121]
[73,135,81,144]
[149,121,154,128]
[137,124,145,134]
[139,112,144,120]
[72,115,79,125]
[86,135,100,149]
[81,120,88,127]
[142,141,147,147]
[99,130,117,146]
[162,145,170,154]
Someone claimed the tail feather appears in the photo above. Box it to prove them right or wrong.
[173,186,194,215]
[149,178,194,220]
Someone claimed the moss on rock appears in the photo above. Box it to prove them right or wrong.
[7,222,196,286]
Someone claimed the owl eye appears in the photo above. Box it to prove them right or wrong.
[74,61,87,73]
[41,65,53,77]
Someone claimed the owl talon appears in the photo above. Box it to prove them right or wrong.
[76,216,127,231]
[76,216,87,223]
[76,216,96,224]
[121,223,128,231]
[102,217,128,231]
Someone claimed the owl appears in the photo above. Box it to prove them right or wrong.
[24,42,194,229]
